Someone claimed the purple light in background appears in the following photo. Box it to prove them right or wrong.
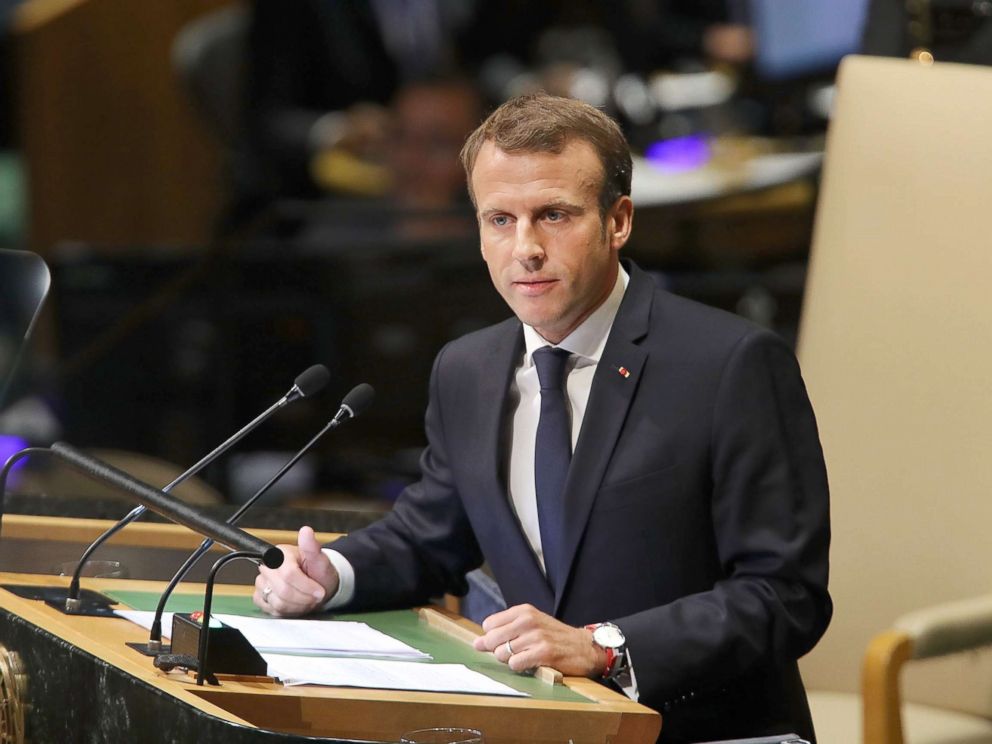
[644,135,711,173]
[0,434,29,474]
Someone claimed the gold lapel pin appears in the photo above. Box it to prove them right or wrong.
[618,366,630,378]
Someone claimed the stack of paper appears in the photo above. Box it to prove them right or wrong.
[213,615,430,660]
[262,654,527,697]
[116,608,530,697]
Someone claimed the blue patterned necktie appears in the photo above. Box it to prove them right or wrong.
[532,346,572,591]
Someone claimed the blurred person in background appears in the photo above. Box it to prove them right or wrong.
[386,76,482,238]
[297,75,483,247]
[246,0,485,208]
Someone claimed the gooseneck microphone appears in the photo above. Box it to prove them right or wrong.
[334,383,375,423]
[61,364,329,609]
[145,383,375,652]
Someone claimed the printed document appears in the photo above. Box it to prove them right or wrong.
[263,654,528,697]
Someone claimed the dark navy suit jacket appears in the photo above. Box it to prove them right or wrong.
[330,261,831,743]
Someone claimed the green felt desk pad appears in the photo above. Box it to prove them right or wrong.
[106,590,589,703]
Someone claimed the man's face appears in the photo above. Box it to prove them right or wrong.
[471,140,633,344]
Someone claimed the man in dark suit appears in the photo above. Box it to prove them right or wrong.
[254,94,831,743]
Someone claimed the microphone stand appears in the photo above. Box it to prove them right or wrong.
[1,447,130,613]
[0,444,283,615]
[143,418,337,653]
[195,550,262,686]
[14,364,327,615]
[142,381,375,653]
[62,385,301,613]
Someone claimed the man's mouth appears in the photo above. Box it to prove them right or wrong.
[513,278,558,296]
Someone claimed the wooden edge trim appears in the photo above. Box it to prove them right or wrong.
[0,514,340,550]
[417,607,563,685]
[418,606,481,645]
[862,628,914,744]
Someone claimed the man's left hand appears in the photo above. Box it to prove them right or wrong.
[472,604,606,677]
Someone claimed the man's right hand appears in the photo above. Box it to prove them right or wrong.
[253,526,339,617]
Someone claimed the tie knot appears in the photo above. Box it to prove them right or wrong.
[533,346,571,391]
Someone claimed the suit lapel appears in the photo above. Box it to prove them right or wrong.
[553,263,653,613]
[470,322,555,612]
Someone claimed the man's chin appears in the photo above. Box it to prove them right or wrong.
[526,318,572,343]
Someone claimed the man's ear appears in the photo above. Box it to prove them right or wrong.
[608,196,634,251]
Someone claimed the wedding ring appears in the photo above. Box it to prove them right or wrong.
[504,639,514,656]
[262,586,272,603]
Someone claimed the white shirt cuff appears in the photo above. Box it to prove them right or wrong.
[616,648,639,701]
[320,548,356,610]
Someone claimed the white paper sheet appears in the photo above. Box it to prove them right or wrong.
[116,610,176,638]
[213,615,430,659]
[262,654,528,697]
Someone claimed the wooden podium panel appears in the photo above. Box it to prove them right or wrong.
[0,518,660,743]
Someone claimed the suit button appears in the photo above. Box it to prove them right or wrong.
[662,702,671,712]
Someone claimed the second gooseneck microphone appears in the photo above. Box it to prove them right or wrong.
[146,383,375,652]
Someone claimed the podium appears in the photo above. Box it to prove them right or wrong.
[0,517,660,743]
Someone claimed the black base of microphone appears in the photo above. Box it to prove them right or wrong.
[126,641,171,657]
[0,584,117,617]
[169,613,267,678]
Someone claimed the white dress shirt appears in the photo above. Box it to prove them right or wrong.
[507,267,629,573]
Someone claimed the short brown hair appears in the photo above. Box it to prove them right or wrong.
[460,93,632,215]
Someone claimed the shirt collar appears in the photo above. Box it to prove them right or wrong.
[522,265,629,366]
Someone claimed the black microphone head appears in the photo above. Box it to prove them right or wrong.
[340,383,375,420]
[262,546,285,569]
[294,364,330,398]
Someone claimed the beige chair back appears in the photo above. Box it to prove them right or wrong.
[797,55,992,717]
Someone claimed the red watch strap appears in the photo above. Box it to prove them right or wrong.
[602,647,618,678]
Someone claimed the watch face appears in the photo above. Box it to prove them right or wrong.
[593,624,625,649]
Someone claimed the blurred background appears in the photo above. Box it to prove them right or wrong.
[2,0,991,524]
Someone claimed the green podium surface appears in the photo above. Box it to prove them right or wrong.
[107,590,589,704]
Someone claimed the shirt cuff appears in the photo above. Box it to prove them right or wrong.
[616,648,639,701]
[320,548,356,610]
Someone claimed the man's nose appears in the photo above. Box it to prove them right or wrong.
[512,221,545,266]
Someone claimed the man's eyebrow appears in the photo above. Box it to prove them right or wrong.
[541,199,584,213]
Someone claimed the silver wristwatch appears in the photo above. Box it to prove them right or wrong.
[587,622,629,679]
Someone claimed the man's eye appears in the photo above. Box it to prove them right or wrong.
[546,210,564,222]
[491,215,509,226]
